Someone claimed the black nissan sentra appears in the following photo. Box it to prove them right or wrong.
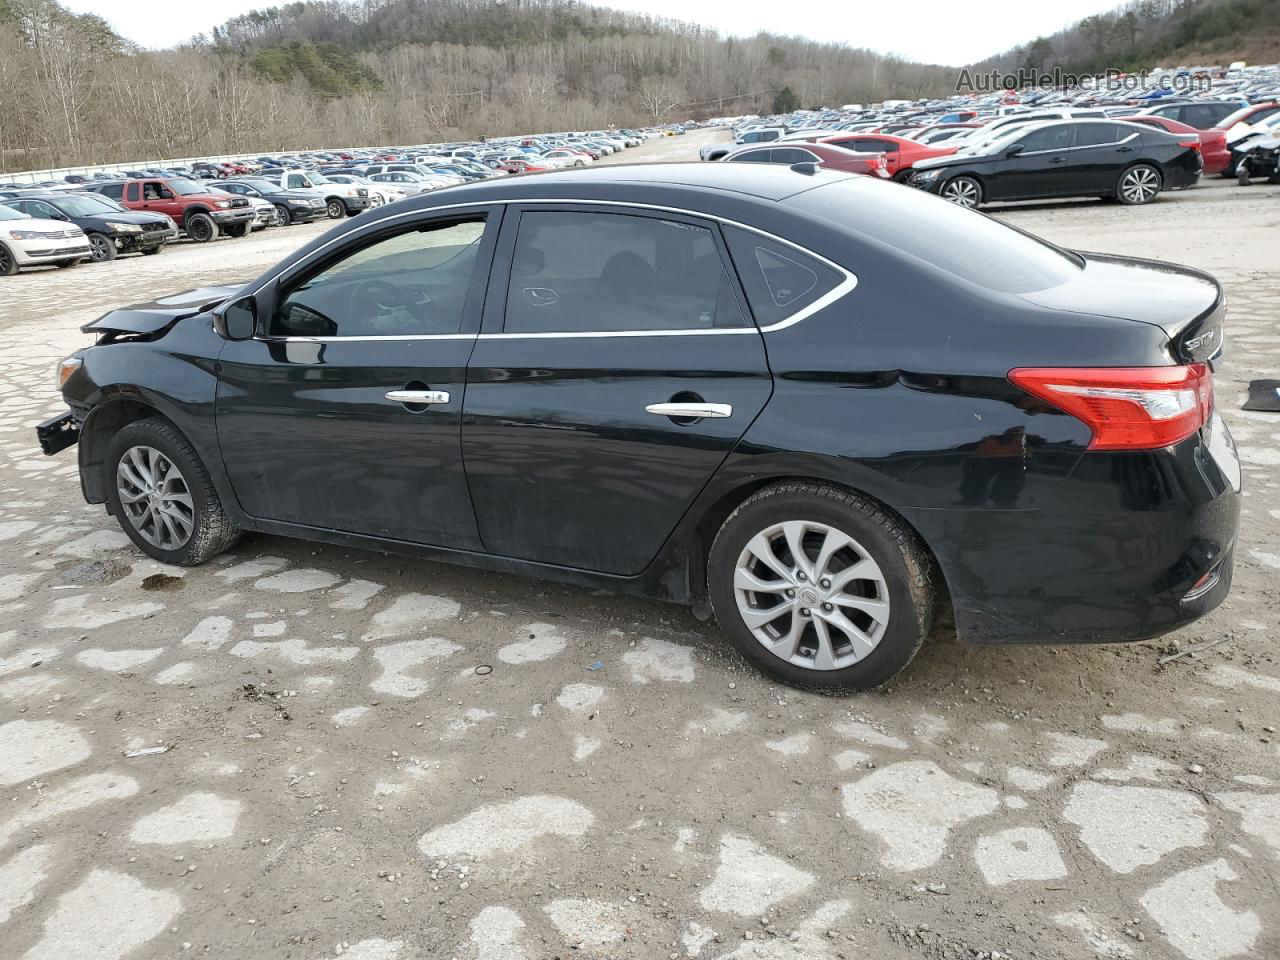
[38,163,1241,692]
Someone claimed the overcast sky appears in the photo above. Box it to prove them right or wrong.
[62,0,1124,66]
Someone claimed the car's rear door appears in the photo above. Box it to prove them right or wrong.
[214,207,501,549]
[460,203,772,575]
[1063,122,1139,193]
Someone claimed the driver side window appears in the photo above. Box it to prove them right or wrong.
[273,218,486,338]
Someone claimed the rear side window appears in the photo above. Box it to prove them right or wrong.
[723,225,844,328]
[788,179,1084,294]
[771,147,818,164]
[504,211,747,333]
[1074,122,1126,146]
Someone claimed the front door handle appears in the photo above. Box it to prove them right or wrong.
[645,402,732,419]
[385,389,450,404]
[1048,157,1066,164]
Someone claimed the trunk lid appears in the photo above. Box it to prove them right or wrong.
[1019,253,1224,365]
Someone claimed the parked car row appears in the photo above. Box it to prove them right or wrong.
[704,69,1280,208]
[0,127,671,275]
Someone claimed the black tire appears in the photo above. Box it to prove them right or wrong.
[185,213,218,243]
[707,482,935,693]
[87,232,117,262]
[1236,164,1252,186]
[0,242,17,276]
[55,258,82,268]
[105,418,241,566]
[325,198,345,219]
[892,169,915,183]
[140,245,164,255]
[1116,163,1162,205]
[223,222,251,238]
[273,204,292,226]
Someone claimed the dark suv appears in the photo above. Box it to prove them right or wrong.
[38,164,1239,693]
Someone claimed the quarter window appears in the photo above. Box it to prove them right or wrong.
[723,225,844,327]
[273,218,486,338]
[503,211,747,333]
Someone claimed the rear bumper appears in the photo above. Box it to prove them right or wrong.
[904,416,1241,645]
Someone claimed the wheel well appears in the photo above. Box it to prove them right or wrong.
[183,207,211,222]
[80,400,169,504]
[690,476,952,617]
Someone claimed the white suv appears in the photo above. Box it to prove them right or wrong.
[0,204,91,276]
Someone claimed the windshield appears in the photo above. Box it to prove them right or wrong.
[74,193,127,213]
[167,179,209,196]
[789,178,1083,295]
[0,205,30,221]
[53,195,121,217]
[241,179,283,194]
[306,172,332,184]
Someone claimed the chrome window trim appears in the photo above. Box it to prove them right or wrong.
[252,197,857,342]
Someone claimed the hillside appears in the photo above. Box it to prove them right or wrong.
[980,0,1280,74]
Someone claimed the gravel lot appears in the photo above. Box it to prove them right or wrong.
[1,129,1278,960]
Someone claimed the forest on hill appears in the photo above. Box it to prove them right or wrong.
[0,0,954,172]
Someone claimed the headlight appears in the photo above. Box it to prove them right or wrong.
[107,222,142,233]
[10,230,52,240]
[914,169,943,180]
[215,200,231,208]
[288,199,309,206]
[56,356,81,390]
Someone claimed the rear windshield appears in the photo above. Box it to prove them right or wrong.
[788,178,1083,294]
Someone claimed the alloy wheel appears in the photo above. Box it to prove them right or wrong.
[942,178,980,207]
[326,200,345,219]
[116,445,195,550]
[88,233,113,262]
[1121,166,1159,203]
[0,245,14,275]
[733,519,891,670]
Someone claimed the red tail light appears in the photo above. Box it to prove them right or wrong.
[1008,365,1213,451]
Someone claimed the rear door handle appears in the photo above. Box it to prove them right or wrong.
[645,402,732,419]
[1049,157,1066,164]
[386,389,450,404]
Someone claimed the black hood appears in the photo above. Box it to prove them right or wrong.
[81,284,245,337]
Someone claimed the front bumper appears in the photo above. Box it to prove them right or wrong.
[12,241,92,265]
[37,411,78,455]
[344,196,373,213]
[118,227,177,250]
[209,209,255,225]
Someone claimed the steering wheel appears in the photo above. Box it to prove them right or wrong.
[350,279,429,332]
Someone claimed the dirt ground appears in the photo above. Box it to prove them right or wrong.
[1,129,1278,960]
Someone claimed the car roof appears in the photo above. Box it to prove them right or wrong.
[430,161,856,202]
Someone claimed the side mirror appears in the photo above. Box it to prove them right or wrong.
[216,296,257,341]
[1006,144,1025,158]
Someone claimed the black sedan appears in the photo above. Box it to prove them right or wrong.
[3,192,176,261]
[36,164,1240,692]
[218,178,328,226]
[910,119,1203,208]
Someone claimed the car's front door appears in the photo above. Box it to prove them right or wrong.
[461,204,773,575]
[986,124,1076,200]
[214,209,500,548]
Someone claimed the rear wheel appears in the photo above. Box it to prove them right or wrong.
[941,176,982,208]
[707,482,935,693]
[185,213,217,243]
[105,418,240,566]
[87,232,117,262]
[326,199,345,219]
[1117,163,1162,204]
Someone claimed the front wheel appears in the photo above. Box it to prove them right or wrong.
[892,168,915,184]
[140,245,164,255]
[185,213,218,243]
[105,418,240,566]
[223,222,251,238]
[87,232,117,262]
[941,175,982,208]
[273,205,292,226]
[1117,164,1162,204]
[326,199,345,219]
[707,482,935,693]
[55,258,82,269]
[0,243,15,276]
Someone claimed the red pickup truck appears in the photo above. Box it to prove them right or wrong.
[86,178,255,243]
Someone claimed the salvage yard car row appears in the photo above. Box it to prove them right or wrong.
[0,127,668,275]
[704,68,1280,209]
